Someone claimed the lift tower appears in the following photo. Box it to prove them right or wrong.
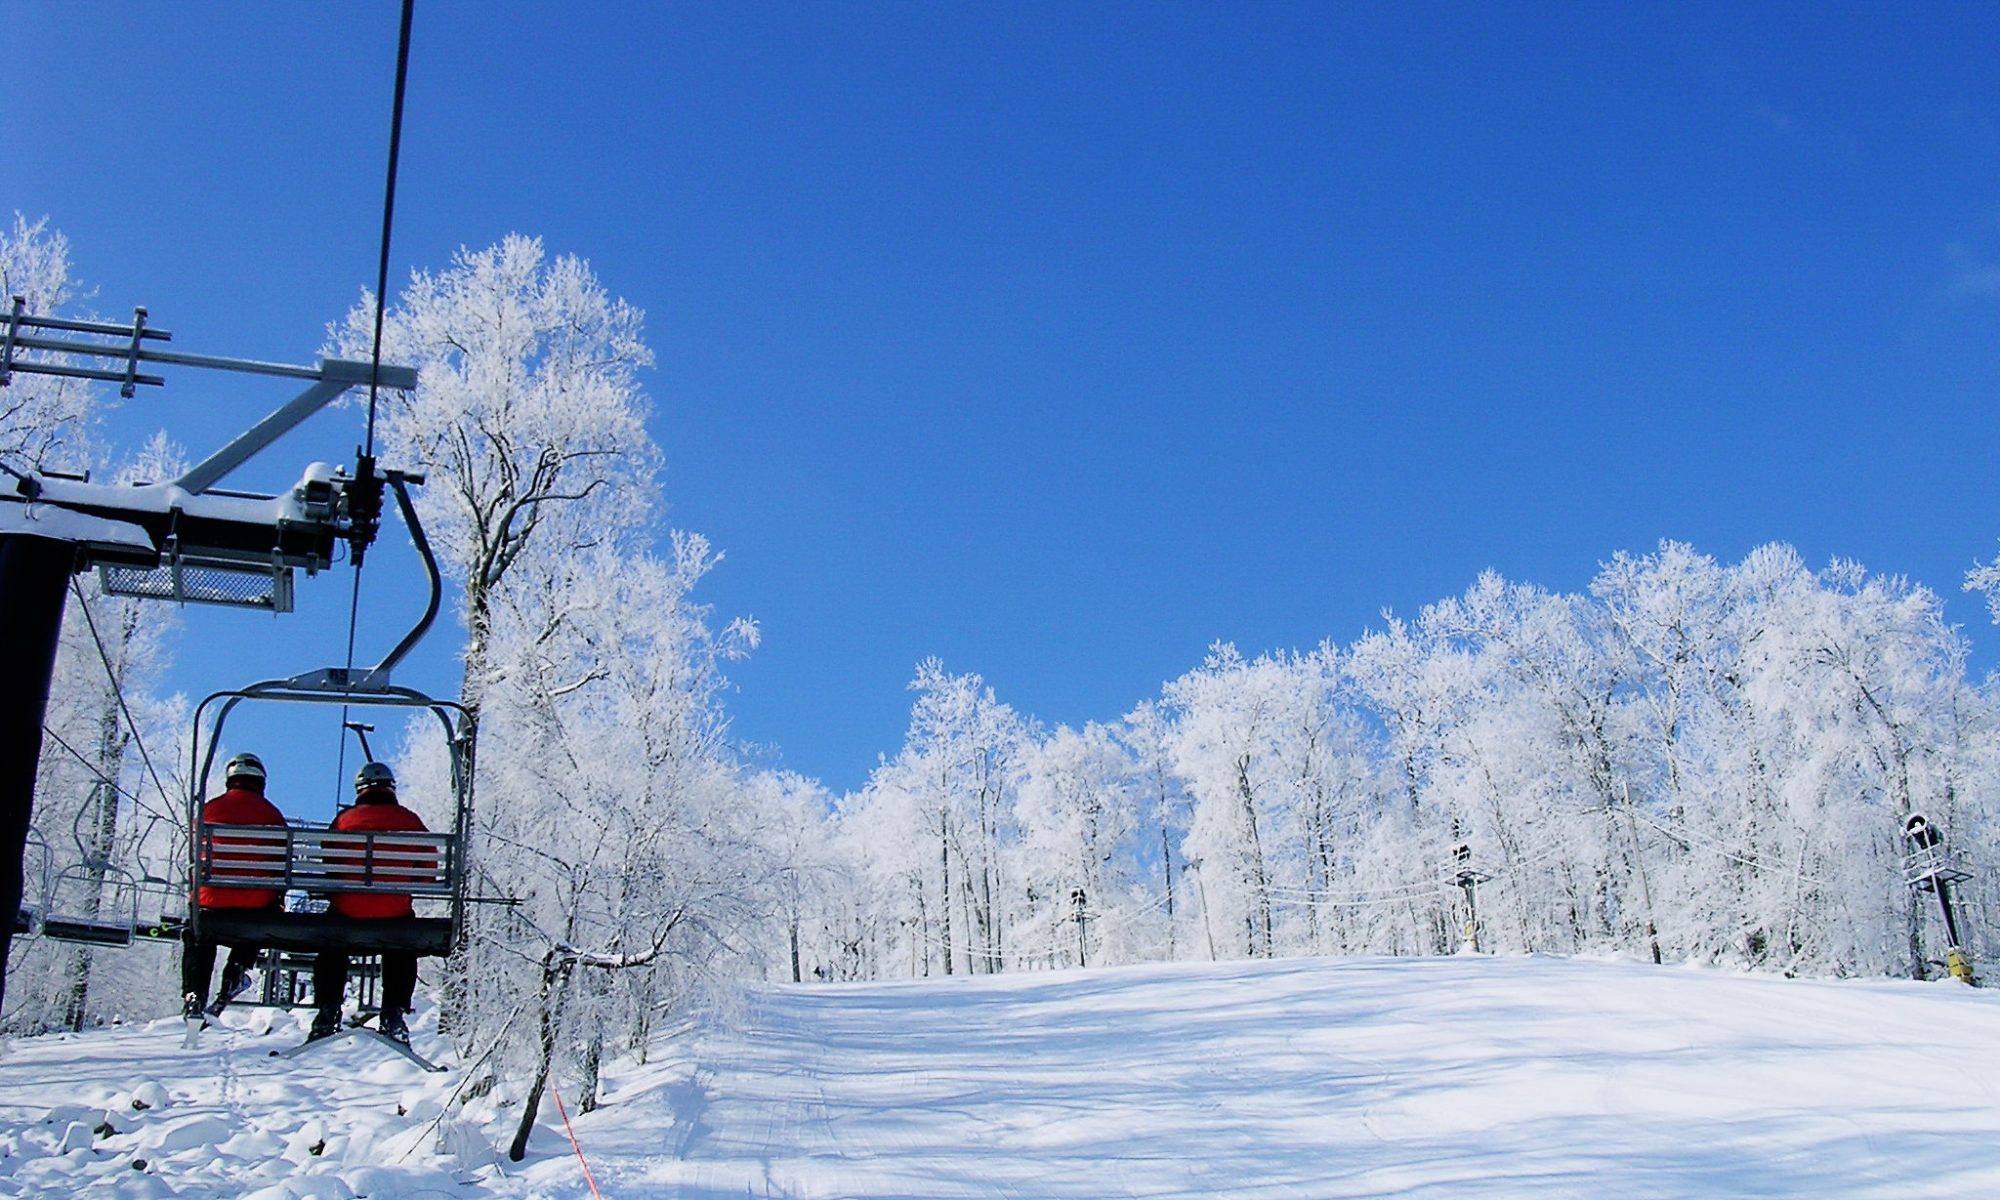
[0,302,416,1013]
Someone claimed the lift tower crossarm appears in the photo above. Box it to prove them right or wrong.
[176,358,418,495]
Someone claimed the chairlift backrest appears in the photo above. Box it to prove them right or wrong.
[1901,814,1970,890]
[198,825,457,896]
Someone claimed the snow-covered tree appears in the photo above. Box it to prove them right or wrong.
[1162,644,1289,959]
[845,662,1029,977]
[824,541,2000,988]
[329,237,780,1138]
[1116,701,1193,959]
[0,214,95,474]
[327,233,658,722]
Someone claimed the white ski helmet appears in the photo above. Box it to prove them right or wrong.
[224,752,266,783]
[355,761,397,792]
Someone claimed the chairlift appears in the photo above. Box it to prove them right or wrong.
[38,786,147,948]
[186,471,475,959]
[1901,812,1978,985]
[41,865,141,947]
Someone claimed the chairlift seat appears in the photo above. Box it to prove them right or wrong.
[41,859,142,948]
[40,916,137,947]
[199,909,453,955]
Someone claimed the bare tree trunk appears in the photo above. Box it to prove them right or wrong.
[579,1033,603,1114]
[939,818,954,976]
[1235,757,1271,957]
[509,952,568,1162]
[65,774,123,1031]
[1618,786,1664,965]
[789,909,802,984]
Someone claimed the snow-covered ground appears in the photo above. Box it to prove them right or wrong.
[2,954,1998,1198]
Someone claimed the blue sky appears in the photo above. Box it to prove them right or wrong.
[13,4,2000,796]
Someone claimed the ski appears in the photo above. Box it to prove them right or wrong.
[269,1026,445,1073]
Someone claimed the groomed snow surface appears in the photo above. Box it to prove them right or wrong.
[2,954,1997,1198]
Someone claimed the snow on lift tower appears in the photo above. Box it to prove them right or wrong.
[0,301,420,1014]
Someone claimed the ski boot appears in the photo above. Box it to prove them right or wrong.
[205,967,252,1018]
[378,1009,410,1045]
[306,1011,343,1043]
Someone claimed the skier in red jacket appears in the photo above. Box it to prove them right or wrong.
[183,752,287,1019]
[310,762,432,1043]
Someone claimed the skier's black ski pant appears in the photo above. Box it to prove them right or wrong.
[314,951,416,1016]
[181,928,263,1008]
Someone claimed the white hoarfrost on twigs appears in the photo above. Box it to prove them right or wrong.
[1,954,1999,1197]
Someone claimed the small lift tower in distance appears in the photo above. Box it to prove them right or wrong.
[1450,820,1491,953]
[0,301,416,1015]
[1901,813,1977,985]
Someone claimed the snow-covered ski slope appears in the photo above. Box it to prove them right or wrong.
[3,954,1999,1198]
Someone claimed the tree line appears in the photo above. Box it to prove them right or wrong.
[816,546,2000,985]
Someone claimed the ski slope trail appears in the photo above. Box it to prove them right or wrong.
[3,954,1999,1197]
[562,954,2000,1199]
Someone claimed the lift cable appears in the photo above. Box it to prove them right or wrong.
[62,580,182,852]
[65,579,179,822]
[38,723,178,830]
[365,0,416,458]
[337,0,417,806]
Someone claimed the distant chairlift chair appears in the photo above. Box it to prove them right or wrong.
[39,795,144,948]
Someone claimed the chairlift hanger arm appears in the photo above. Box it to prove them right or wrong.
[372,470,440,676]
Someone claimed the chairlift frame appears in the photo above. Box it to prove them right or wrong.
[41,863,141,947]
[38,785,144,948]
[14,826,50,937]
[185,473,477,958]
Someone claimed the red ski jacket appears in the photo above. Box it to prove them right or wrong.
[328,789,433,919]
[196,786,288,910]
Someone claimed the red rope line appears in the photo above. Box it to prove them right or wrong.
[550,1076,606,1199]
